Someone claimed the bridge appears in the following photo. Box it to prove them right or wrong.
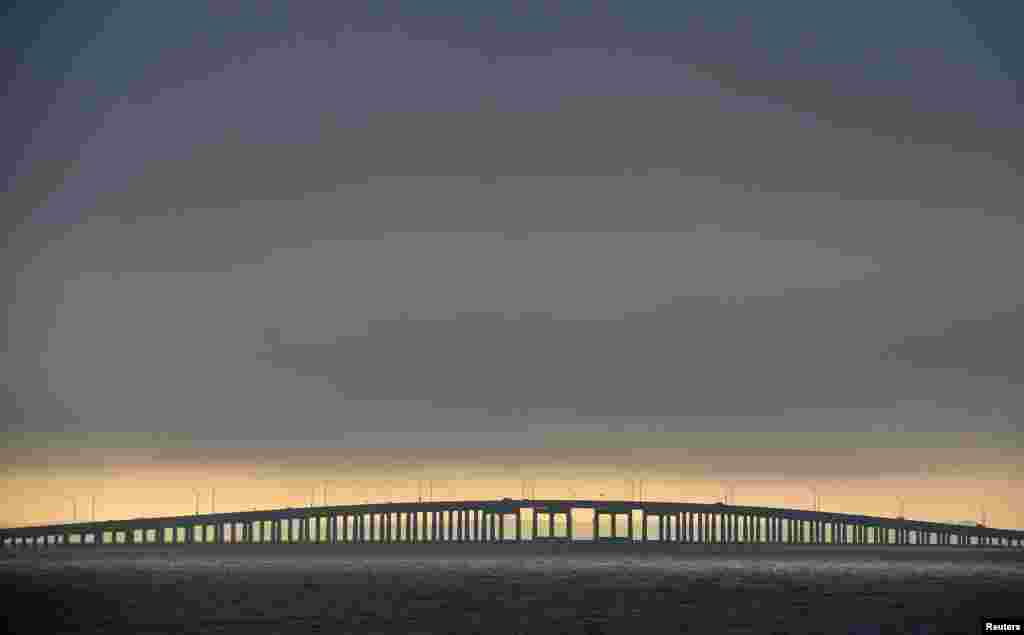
[2,499,1022,549]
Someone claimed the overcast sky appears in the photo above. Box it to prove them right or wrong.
[3,2,1022,526]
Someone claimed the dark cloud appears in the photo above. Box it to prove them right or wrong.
[886,306,1024,384]
[3,3,1023,467]
[261,289,1023,419]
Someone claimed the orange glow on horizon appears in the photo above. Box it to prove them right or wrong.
[3,463,1020,531]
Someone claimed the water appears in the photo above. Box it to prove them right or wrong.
[4,544,1021,634]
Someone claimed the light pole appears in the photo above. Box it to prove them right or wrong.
[211,488,215,514]
[193,489,201,516]
[65,497,77,522]
[91,495,96,521]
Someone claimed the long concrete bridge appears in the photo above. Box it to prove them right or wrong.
[3,500,1022,549]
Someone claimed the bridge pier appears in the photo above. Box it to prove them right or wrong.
[5,502,1022,553]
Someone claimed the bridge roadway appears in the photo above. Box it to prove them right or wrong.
[2,500,1022,549]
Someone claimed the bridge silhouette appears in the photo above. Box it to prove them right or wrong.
[3,499,1022,549]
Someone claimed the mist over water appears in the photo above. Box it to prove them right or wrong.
[5,546,1021,634]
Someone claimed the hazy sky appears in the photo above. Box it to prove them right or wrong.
[3,2,1022,528]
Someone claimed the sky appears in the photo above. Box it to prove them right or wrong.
[2,1,1023,530]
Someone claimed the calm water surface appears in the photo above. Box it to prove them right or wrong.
[4,545,1021,634]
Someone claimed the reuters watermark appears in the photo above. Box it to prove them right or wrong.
[982,619,1024,633]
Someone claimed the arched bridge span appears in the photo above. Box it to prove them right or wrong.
[2,500,1021,549]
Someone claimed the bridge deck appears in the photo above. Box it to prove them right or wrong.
[2,500,1021,548]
